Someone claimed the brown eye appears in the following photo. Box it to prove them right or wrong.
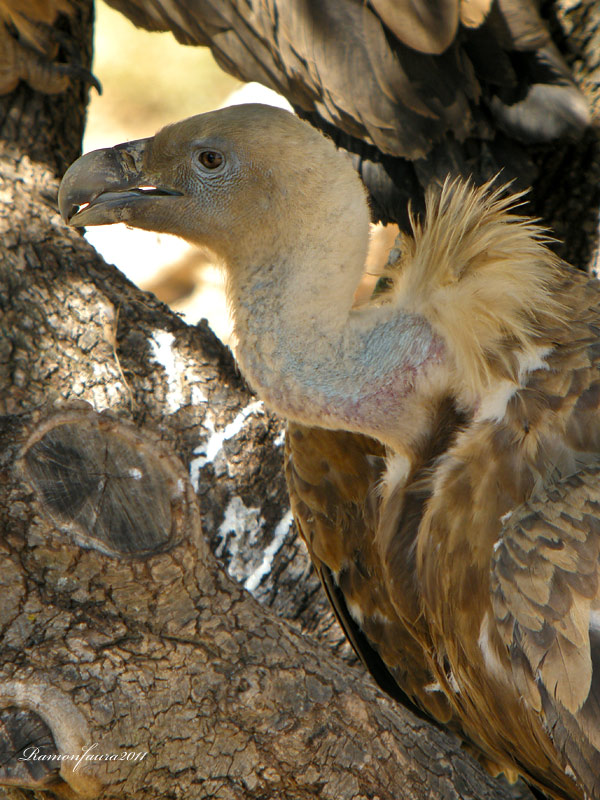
[198,150,224,170]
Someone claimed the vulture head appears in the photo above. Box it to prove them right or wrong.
[59,103,370,272]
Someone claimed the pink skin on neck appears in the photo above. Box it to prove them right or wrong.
[237,309,447,442]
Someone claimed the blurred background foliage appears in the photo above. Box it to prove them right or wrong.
[86,1,241,148]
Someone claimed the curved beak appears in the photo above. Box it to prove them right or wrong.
[58,138,181,227]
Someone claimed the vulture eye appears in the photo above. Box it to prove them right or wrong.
[196,150,224,170]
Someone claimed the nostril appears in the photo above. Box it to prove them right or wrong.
[120,149,137,172]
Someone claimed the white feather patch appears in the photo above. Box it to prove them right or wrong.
[475,345,552,423]
[478,612,509,684]
[379,453,412,500]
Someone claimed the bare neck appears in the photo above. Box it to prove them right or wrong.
[227,245,447,447]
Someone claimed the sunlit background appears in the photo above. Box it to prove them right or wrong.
[85,2,397,343]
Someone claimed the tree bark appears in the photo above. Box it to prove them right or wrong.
[0,2,595,799]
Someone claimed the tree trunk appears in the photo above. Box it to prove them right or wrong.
[0,2,595,798]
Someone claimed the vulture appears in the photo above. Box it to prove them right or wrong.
[99,0,591,227]
[59,103,600,800]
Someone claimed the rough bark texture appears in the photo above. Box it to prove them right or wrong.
[0,400,536,800]
[0,1,596,799]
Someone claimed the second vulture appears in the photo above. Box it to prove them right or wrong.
[59,103,600,800]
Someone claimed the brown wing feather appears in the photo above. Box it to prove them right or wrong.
[492,466,600,798]
[281,202,600,798]
[285,422,458,726]
[410,269,600,797]
[318,561,434,717]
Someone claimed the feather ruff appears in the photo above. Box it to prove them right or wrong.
[387,178,568,405]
